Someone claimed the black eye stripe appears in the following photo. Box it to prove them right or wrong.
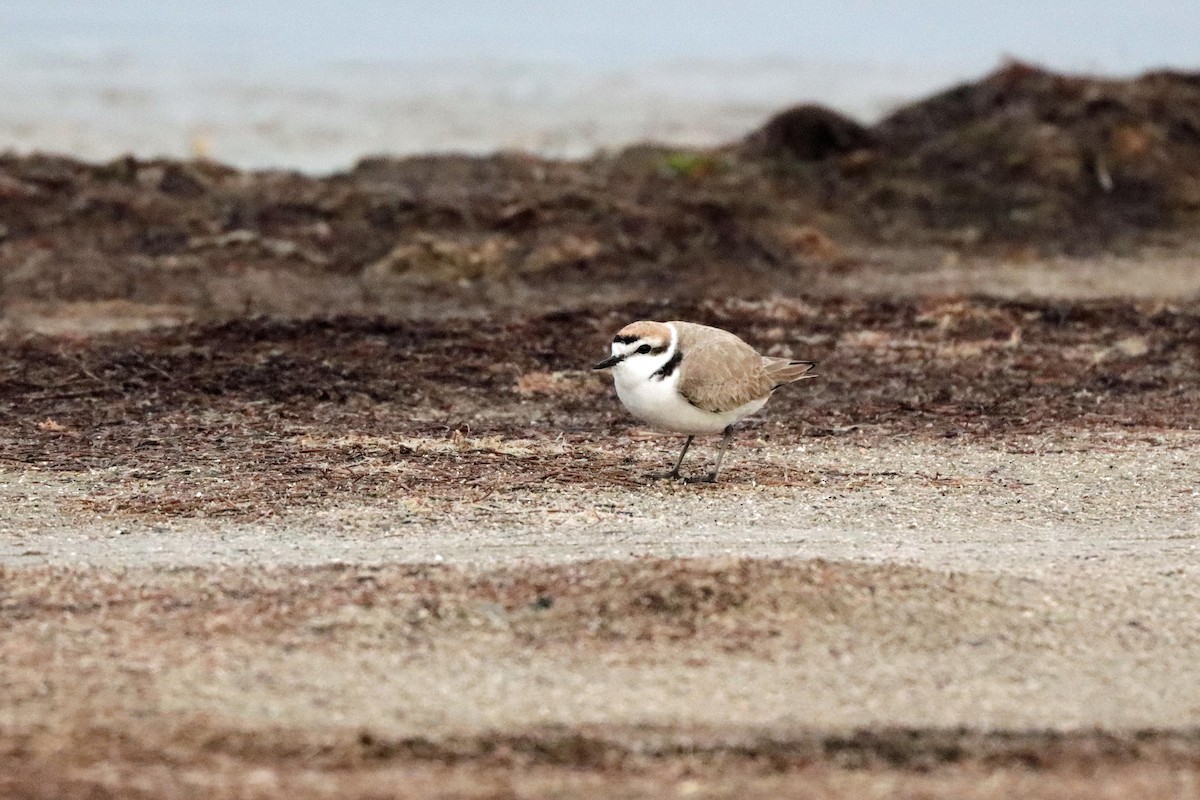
[649,344,669,355]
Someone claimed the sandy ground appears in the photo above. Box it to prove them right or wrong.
[5,428,1200,729]
[4,364,1200,797]
[4,121,1200,793]
[5,431,1199,578]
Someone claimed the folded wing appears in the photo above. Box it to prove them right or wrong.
[671,321,777,413]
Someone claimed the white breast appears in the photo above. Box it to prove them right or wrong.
[612,365,767,435]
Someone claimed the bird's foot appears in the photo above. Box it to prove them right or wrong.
[648,469,684,481]
[683,472,719,485]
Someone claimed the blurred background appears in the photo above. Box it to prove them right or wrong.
[2,0,1196,172]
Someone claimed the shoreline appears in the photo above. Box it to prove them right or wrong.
[0,55,975,171]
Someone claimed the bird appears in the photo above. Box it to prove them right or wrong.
[593,320,815,482]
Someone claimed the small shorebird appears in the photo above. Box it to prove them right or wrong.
[594,320,815,482]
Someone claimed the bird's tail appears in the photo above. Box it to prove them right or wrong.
[763,358,817,387]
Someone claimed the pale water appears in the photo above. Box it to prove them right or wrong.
[1,1,1195,171]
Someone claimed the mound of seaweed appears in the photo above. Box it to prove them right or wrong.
[747,62,1200,246]
[3,63,1200,320]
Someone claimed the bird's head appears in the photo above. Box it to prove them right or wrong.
[593,321,673,370]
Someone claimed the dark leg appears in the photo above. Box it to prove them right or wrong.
[650,435,693,480]
[686,425,735,484]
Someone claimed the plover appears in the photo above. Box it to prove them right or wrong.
[594,320,815,482]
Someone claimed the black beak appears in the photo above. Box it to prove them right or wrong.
[593,354,623,370]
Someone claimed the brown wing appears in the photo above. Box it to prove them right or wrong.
[670,321,775,413]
